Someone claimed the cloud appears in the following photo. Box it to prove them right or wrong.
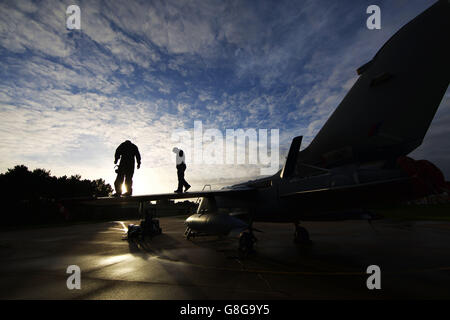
[0,0,70,57]
[0,0,448,196]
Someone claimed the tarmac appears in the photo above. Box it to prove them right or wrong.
[1,216,450,299]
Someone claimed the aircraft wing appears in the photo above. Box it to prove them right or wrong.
[64,187,256,206]
[280,177,414,210]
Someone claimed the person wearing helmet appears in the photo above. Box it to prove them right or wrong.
[173,147,191,193]
[113,140,141,197]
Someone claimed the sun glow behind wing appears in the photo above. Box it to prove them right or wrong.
[128,167,178,195]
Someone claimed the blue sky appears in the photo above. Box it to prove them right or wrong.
[0,0,448,194]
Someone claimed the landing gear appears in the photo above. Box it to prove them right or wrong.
[140,216,162,237]
[294,222,311,244]
[239,231,257,255]
[127,202,162,240]
[127,218,162,240]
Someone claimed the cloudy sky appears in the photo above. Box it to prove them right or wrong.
[0,0,448,195]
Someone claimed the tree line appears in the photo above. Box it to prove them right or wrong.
[0,165,112,201]
[0,165,114,227]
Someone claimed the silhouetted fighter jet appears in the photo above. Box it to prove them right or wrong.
[78,0,449,252]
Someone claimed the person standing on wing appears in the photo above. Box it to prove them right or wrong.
[173,147,191,193]
[113,140,141,197]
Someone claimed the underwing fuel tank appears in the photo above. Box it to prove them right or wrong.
[185,213,248,236]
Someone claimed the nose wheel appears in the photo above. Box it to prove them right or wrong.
[294,222,311,244]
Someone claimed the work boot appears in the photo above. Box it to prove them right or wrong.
[123,192,132,197]
[174,189,182,193]
[184,184,191,192]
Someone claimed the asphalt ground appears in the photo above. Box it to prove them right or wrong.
[1,216,450,299]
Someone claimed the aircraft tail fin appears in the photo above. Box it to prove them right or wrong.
[281,136,302,179]
[299,0,450,168]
